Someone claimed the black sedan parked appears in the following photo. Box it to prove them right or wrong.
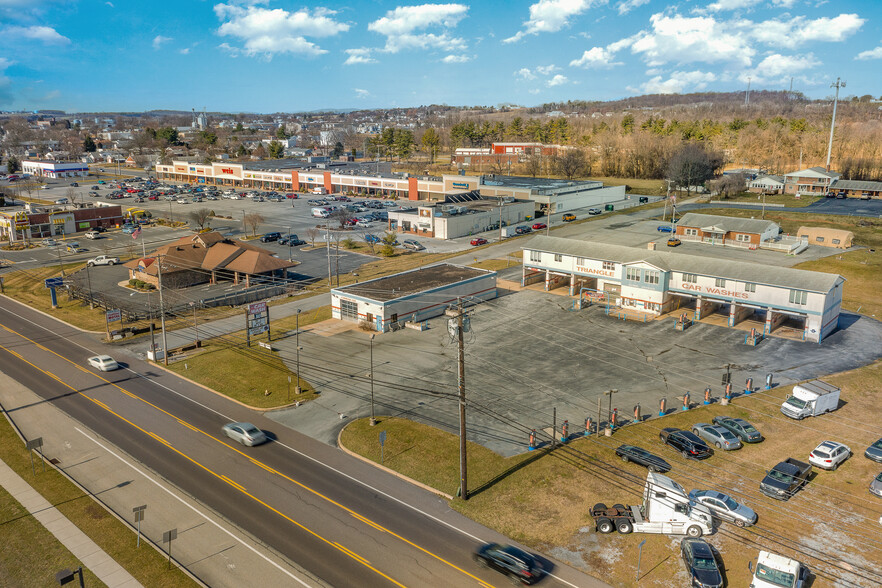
[615,444,672,473]
[659,428,714,460]
[711,416,764,443]
[474,543,543,585]
[680,538,723,588]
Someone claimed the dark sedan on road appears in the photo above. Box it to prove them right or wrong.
[515,225,532,234]
[474,543,543,585]
[712,416,764,443]
[660,428,714,460]
[615,444,671,473]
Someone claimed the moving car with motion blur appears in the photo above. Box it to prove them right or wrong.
[473,543,543,585]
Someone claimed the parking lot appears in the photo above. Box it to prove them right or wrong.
[267,287,882,456]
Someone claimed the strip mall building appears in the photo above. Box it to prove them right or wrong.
[522,236,844,343]
[155,160,625,212]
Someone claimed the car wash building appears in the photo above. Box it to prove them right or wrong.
[331,263,497,332]
[522,235,844,342]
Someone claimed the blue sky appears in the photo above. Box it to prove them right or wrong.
[0,0,880,113]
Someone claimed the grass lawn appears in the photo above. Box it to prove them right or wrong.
[166,306,332,409]
[0,413,193,587]
[0,483,105,588]
[339,358,882,588]
[588,176,666,195]
[1,264,109,332]
[699,208,882,318]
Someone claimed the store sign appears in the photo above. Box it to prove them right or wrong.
[383,182,396,188]
[370,181,380,187]
[576,265,615,277]
[220,168,234,174]
[78,222,90,229]
[106,308,122,323]
[175,166,186,172]
[452,182,470,189]
[355,180,366,186]
[680,283,749,299]
[249,301,267,314]
[14,211,30,229]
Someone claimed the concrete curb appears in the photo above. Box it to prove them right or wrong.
[336,421,455,501]
[0,293,104,335]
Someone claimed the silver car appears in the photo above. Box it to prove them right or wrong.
[871,473,882,498]
[688,490,757,527]
[222,422,268,446]
[692,423,742,450]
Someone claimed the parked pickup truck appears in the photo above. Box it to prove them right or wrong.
[87,255,120,267]
[760,458,812,500]
[590,472,714,537]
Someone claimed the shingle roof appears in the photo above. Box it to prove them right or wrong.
[676,213,778,235]
[525,236,843,293]
[830,179,882,192]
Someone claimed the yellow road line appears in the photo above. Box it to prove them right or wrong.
[221,475,246,492]
[0,325,498,588]
[334,542,371,566]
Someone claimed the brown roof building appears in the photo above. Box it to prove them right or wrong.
[123,231,297,289]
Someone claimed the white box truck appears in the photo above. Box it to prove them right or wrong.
[590,472,714,537]
[780,380,840,420]
[500,226,516,238]
[749,550,810,588]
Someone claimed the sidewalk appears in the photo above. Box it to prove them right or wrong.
[124,291,330,356]
[0,372,326,588]
[0,459,143,588]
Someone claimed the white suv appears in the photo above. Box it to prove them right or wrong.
[809,441,851,470]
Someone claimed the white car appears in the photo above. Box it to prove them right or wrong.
[87,355,119,371]
[809,440,851,470]
[85,230,101,239]
[222,422,268,446]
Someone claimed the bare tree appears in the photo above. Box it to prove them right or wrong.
[243,212,265,237]
[66,187,82,206]
[329,207,352,230]
[708,173,748,199]
[553,148,588,180]
[524,154,542,177]
[188,207,213,230]
[306,227,320,246]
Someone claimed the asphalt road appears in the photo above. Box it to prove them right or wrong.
[0,297,597,588]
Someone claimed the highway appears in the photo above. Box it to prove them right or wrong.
[0,296,596,588]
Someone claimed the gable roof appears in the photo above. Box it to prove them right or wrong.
[750,174,784,184]
[525,235,843,293]
[784,167,840,180]
[830,179,882,192]
[676,213,779,235]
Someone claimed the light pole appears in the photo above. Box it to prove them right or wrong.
[825,77,846,172]
[295,309,302,394]
[288,224,293,261]
[369,334,376,426]
[190,302,198,345]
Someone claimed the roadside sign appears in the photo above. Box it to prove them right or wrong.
[248,301,267,314]
[44,277,64,288]
[106,308,122,323]
[379,431,386,446]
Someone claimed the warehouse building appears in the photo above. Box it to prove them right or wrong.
[674,213,780,248]
[522,236,844,343]
[331,263,497,332]
[797,227,854,249]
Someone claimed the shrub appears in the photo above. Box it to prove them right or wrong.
[342,237,357,249]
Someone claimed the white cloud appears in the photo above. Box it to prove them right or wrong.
[3,25,70,45]
[515,67,536,80]
[616,0,649,15]
[536,64,559,75]
[214,3,349,58]
[441,54,471,63]
[218,42,240,57]
[638,70,717,94]
[105,1,114,7]
[152,35,172,50]
[504,0,600,43]
[355,88,370,98]
[856,45,882,60]
[751,13,865,48]
[749,53,820,82]
[702,0,795,12]
[179,48,190,55]
[368,4,468,53]
[630,13,754,67]
[570,46,623,68]
[344,47,376,65]
[547,74,568,87]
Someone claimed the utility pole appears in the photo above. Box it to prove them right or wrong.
[604,389,618,428]
[446,298,468,500]
[825,77,846,172]
[155,254,169,365]
[498,198,504,242]
[295,309,302,394]
[325,221,332,287]
[745,77,751,106]
[369,334,376,426]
